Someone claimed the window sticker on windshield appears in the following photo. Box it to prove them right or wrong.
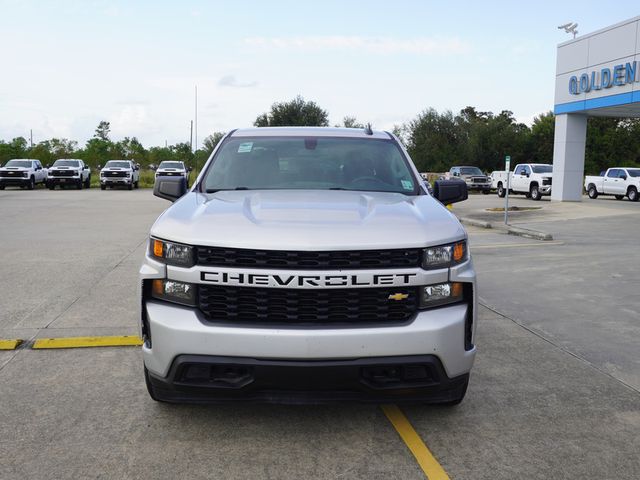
[401,180,413,190]
[238,142,253,153]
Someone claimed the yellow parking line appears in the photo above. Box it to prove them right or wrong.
[381,405,450,480]
[32,335,143,349]
[0,339,23,350]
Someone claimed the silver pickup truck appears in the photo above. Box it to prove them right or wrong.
[141,127,476,405]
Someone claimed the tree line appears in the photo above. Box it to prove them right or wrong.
[2,96,639,175]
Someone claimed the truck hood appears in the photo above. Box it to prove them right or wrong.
[150,190,466,250]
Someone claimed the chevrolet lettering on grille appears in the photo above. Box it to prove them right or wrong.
[200,271,418,288]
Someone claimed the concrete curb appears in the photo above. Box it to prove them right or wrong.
[459,217,553,241]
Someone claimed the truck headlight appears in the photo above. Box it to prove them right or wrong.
[422,241,467,269]
[419,282,463,308]
[150,238,195,267]
[151,279,196,307]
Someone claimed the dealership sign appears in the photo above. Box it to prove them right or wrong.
[569,61,639,94]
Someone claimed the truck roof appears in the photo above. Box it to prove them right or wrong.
[231,127,392,140]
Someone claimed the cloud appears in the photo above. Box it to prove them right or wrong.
[243,35,470,55]
[218,75,258,88]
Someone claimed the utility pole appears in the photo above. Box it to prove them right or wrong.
[194,85,198,153]
[30,129,33,149]
[189,121,193,153]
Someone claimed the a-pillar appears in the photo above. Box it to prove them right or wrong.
[551,113,587,201]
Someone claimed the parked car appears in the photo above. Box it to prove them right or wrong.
[585,167,640,201]
[155,161,190,184]
[491,163,553,200]
[448,166,491,194]
[0,159,47,190]
[142,127,475,405]
[99,160,140,190]
[46,159,91,190]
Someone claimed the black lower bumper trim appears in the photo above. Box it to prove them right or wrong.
[146,355,469,405]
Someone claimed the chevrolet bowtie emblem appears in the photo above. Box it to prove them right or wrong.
[388,293,409,301]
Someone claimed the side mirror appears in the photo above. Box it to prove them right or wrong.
[154,176,187,202]
[433,179,468,205]
[188,166,193,172]
[453,172,460,177]
[620,175,627,180]
[97,164,102,169]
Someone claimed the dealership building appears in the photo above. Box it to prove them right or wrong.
[553,16,640,201]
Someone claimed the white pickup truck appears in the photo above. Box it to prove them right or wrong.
[46,159,91,189]
[585,168,640,202]
[491,163,553,200]
[0,159,48,190]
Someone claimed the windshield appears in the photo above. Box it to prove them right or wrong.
[159,161,183,169]
[5,160,31,168]
[201,137,418,195]
[627,169,640,177]
[104,161,130,169]
[460,167,483,175]
[531,165,553,174]
[53,160,80,167]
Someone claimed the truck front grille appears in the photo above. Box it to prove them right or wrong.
[50,170,75,177]
[0,171,23,177]
[195,247,422,270]
[104,171,127,177]
[198,285,419,325]
[542,178,552,186]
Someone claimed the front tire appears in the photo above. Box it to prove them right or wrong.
[100,184,106,190]
[27,176,35,190]
[128,182,133,190]
[530,183,541,201]
[588,185,598,199]
[628,187,639,202]
[76,179,82,190]
[84,176,91,188]
[482,189,490,195]
[497,183,506,198]
[134,180,139,189]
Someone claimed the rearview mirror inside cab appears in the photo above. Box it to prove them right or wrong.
[433,179,468,205]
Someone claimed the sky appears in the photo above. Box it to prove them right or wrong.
[0,0,639,149]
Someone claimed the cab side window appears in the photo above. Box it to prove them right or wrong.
[607,169,618,178]
[514,165,525,175]
[523,166,531,175]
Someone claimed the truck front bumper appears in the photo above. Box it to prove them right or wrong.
[47,177,81,186]
[101,177,132,186]
[145,354,469,404]
[0,178,30,187]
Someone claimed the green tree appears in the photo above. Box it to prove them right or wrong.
[254,96,329,127]
[341,116,364,128]
[529,112,554,164]
[202,132,226,155]
[94,121,111,141]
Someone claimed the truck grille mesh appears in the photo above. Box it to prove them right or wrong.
[195,247,422,270]
[198,285,418,325]
[50,170,75,177]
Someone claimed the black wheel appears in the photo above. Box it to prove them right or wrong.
[100,184,106,190]
[438,376,469,407]
[482,190,490,195]
[134,180,139,189]
[497,183,506,198]
[615,195,624,200]
[48,184,55,190]
[84,176,91,188]
[0,185,4,190]
[76,179,82,190]
[628,187,639,202]
[27,176,35,190]
[530,183,541,201]
[588,185,598,199]
[128,182,133,190]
